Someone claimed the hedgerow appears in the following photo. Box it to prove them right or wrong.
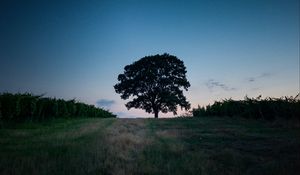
[0,93,116,121]
[192,96,300,120]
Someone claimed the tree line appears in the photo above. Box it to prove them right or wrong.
[0,93,116,122]
[192,96,300,120]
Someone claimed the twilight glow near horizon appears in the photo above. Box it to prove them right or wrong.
[0,0,299,118]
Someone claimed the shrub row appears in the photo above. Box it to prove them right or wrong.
[0,93,116,121]
[192,96,300,120]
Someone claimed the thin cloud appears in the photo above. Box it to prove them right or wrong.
[247,72,273,82]
[206,79,237,92]
[96,99,116,108]
[247,78,255,82]
[259,72,272,78]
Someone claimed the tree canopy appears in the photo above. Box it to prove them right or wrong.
[114,53,190,118]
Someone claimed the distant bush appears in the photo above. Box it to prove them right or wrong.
[0,93,116,122]
[192,96,300,120]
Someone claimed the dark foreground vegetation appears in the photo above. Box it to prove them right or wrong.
[0,93,116,122]
[0,117,299,175]
[193,96,300,121]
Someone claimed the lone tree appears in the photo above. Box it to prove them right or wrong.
[114,53,191,118]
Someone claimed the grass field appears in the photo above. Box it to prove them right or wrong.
[0,117,299,175]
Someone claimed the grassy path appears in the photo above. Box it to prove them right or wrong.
[0,117,299,175]
[101,119,149,174]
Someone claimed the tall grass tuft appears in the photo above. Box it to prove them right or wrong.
[0,93,116,122]
[192,95,300,121]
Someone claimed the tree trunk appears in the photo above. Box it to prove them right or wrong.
[154,110,159,118]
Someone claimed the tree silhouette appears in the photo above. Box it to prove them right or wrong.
[114,53,190,118]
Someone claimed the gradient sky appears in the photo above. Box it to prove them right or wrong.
[0,0,299,118]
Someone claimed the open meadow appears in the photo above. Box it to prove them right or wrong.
[1,1,299,174]
[0,117,299,175]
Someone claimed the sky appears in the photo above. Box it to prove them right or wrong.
[0,0,299,118]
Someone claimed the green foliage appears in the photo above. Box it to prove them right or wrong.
[192,96,300,120]
[114,53,190,118]
[0,93,18,119]
[0,93,116,122]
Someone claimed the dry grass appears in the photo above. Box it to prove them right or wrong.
[102,119,153,175]
[156,129,180,138]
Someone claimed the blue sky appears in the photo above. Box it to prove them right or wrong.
[0,0,299,118]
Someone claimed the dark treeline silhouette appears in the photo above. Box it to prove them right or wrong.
[192,95,300,120]
[0,93,116,122]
